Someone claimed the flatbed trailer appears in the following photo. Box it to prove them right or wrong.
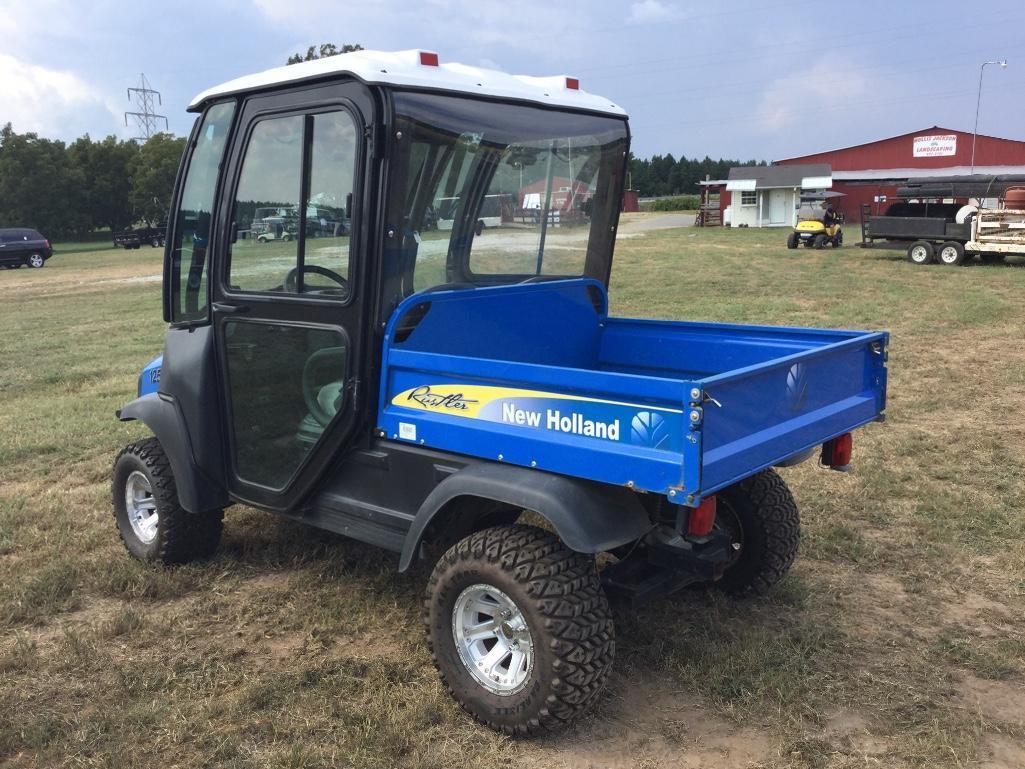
[860,202,1025,265]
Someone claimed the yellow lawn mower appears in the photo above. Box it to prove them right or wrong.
[787,198,844,249]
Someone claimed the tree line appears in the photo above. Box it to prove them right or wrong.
[629,153,766,198]
[0,123,186,240]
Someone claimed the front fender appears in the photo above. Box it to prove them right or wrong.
[117,393,229,513]
[398,463,653,571]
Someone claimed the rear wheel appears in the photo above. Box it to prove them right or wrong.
[27,253,44,268]
[812,234,826,249]
[424,524,614,734]
[936,241,966,266]
[713,469,800,596]
[112,438,223,564]
[907,240,934,265]
[786,232,798,249]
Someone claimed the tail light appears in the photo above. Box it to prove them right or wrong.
[822,433,853,471]
[687,495,716,536]
[44,239,50,248]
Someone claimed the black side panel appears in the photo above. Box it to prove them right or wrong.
[161,326,226,489]
[398,461,653,571]
[118,393,229,513]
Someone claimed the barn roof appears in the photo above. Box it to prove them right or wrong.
[774,126,1025,163]
[188,49,626,116]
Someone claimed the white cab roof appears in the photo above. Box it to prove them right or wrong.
[188,49,626,116]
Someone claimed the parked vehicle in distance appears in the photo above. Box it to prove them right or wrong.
[860,182,1025,266]
[114,224,167,250]
[112,49,889,735]
[0,228,52,268]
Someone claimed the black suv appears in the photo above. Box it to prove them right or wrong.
[0,228,52,268]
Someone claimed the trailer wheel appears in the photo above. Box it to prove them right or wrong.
[907,240,934,265]
[786,232,798,249]
[937,241,966,266]
[424,524,614,734]
[112,438,224,564]
[713,469,800,597]
[812,234,826,249]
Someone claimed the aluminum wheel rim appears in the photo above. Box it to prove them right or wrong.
[29,255,43,267]
[452,584,534,695]
[911,246,928,263]
[939,247,957,263]
[125,470,159,544]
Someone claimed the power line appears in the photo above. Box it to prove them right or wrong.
[124,73,168,142]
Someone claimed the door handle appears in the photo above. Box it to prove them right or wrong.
[213,302,250,314]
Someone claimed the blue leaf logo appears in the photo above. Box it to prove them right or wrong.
[631,411,670,449]
[785,362,809,412]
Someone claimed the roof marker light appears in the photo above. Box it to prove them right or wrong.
[419,51,439,67]
[565,77,580,90]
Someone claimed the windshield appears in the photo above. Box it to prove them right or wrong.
[383,92,628,300]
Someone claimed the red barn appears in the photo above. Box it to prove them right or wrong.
[775,126,1025,222]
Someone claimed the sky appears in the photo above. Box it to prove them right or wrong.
[1,0,1023,161]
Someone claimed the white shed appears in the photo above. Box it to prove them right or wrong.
[725,164,832,228]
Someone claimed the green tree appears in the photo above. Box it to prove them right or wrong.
[68,134,139,233]
[0,123,88,238]
[287,43,363,65]
[130,132,186,226]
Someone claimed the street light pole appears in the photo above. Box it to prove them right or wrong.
[971,59,1007,175]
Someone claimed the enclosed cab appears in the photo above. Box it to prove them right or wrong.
[112,50,888,734]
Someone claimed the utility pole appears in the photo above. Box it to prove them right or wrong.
[971,59,1007,175]
[124,73,168,142]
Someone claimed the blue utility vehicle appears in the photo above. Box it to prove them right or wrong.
[112,50,888,734]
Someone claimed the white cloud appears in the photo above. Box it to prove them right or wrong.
[627,0,683,24]
[0,54,122,137]
[250,0,595,61]
[753,59,870,132]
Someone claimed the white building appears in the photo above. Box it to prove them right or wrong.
[725,164,832,228]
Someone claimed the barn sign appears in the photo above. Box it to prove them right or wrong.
[913,134,957,158]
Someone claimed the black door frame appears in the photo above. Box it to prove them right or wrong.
[210,81,377,512]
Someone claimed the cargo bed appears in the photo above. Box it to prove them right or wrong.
[377,279,888,504]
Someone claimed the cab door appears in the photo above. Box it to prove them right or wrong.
[211,84,372,511]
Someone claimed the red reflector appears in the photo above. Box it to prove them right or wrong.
[822,432,853,469]
[419,51,439,67]
[565,77,580,90]
[688,495,716,537]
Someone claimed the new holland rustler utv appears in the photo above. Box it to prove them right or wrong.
[112,50,889,734]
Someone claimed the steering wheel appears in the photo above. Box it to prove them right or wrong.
[285,264,349,294]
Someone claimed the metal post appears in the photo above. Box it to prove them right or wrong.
[972,60,1007,175]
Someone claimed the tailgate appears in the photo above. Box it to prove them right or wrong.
[698,330,887,494]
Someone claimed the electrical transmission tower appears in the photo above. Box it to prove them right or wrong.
[124,73,168,141]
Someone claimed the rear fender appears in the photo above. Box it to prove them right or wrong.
[398,463,653,571]
[117,393,229,513]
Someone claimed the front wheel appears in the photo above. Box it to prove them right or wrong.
[713,468,800,596]
[112,438,223,564]
[907,240,934,265]
[786,232,798,249]
[424,524,614,734]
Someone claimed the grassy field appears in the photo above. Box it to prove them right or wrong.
[1,223,1024,768]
